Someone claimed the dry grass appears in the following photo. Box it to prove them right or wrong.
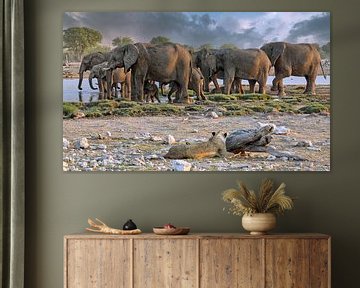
[222,179,294,216]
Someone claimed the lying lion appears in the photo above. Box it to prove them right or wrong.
[164,131,228,160]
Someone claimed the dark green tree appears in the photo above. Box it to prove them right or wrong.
[84,44,111,55]
[112,36,134,47]
[150,36,171,45]
[63,27,102,60]
[198,43,214,50]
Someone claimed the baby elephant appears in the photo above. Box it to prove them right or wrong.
[144,81,161,103]
[88,61,131,99]
[164,131,228,159]
[168,68,207,103]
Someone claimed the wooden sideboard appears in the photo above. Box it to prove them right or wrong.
[64,233,330,288]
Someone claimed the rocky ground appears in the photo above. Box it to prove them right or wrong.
[63,86,330,172]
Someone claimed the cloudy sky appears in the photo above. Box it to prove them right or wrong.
[63,12,330,48]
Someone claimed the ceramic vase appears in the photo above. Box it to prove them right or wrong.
[242,213,276,235]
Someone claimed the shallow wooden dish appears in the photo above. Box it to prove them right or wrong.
[153,227,190,235]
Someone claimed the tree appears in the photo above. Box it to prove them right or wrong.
[198,43,213,50]
[315,42,330,59]
[321,42,330,59]
[220,43,238,50]
[150,36,171,45]
[112,36,134,47]
[63,27,102,60]
[84,44,111,55]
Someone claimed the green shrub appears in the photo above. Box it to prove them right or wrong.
[113,107,145,116]
[241,94,271,100]
[223,103,242,111]
[208,94,237,102]
[117,101,140,108]
[298,103,329,114]
[265,101,294,113]
[201,100,216,105]
[159,104,184,115]
[224,108,250,116]
[84,106,103,117]
[142,104,162,113]
[187,90,195,96]
[282,98,299,104]
[97,100,119,109]
[63,103,79,118]
[185,105,205,111]
[248,105,273,113]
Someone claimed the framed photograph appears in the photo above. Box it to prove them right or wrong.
[62,12,330,172]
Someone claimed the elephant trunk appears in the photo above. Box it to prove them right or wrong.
[78,73,84,90]
[319,61,327,80]
[88,75,97,90]
[106,69,113,99]
[201,66,211,92]
[78,63,86,90]
[203,77,210,92]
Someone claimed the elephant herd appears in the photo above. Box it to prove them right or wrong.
[77,41,326,103]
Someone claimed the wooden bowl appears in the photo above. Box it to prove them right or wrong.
[153,227,190,235]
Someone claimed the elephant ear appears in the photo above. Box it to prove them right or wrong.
[206,54,217,74]
[99,67,107,79]
[270,42,286,65]
[124,44,139,72]
[90,52,102,64]
[193,52,200,68]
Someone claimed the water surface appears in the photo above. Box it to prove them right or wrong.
[63,76,331,103]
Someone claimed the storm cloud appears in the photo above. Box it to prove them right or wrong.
[286,13,330,43]
[63,12,330,49]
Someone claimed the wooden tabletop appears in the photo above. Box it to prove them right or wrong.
[65,232,330,240]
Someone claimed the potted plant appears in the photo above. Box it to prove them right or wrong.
[222,179,294,235]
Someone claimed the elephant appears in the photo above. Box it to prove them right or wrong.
[194,50,256,94]
[88,62,131,99]
[193,49,217,92]
[167,67,207,103]
[196,48,271,95]
[107,43,192,103]
[88,62,107,96]
[260,42,326,96]
[159,82,169,96]
[207,72,245,94]
[144,81,161,103]
[78,51,111,90]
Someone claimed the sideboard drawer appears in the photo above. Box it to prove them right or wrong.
[64,233,330,288]
[200,238,263,288]
[134,239,198,288]
[265,238,329,288]
[65,239,132,288]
